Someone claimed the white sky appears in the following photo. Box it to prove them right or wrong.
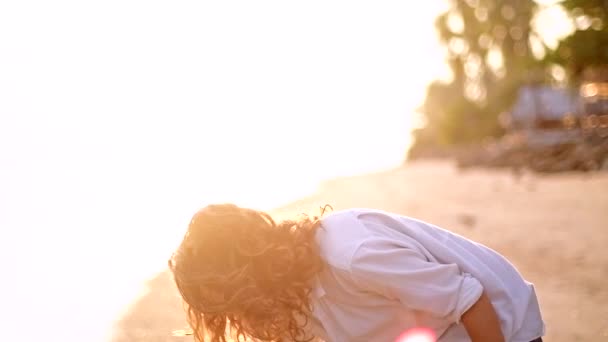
[0,0,449,208]
[0,1,448,341]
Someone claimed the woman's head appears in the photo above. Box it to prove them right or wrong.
[168,203,326,342]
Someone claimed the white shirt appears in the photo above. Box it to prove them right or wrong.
[308,208,545,342]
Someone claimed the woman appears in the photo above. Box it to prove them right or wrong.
[168,204,544,342]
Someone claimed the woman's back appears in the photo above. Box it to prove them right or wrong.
[311,208,544,342]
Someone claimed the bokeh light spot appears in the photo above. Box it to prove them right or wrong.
[396,327,436,342]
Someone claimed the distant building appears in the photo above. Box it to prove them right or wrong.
[507,80,608,146]
[579,81,608,134]
[510,86,580,130]
[507,86,582,146]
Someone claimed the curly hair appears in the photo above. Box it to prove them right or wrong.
[168,204,331,342]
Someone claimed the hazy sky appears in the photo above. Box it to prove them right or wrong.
[0,2,449,341]
[0,1,450,212]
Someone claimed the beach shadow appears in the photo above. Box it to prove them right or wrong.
[111,270,189,342]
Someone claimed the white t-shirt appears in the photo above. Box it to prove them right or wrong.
[308,208,545,342]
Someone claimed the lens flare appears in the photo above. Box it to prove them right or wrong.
[396,327,436,342]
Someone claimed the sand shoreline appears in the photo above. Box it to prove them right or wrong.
[111,161,608,341]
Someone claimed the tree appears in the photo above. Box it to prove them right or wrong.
[547,0,608,83]
[412,0,541,150]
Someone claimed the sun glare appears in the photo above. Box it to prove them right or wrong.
[0,0,576,340]
[1,1,447,341]
[396,328,437,342]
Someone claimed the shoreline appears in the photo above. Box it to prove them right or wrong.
[111,160,608,342]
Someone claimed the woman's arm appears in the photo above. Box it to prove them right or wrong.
[461,292,505,342]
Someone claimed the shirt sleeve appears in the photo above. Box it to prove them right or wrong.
[350,237,484,323]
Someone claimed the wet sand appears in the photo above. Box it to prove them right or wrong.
[111,161,608,341]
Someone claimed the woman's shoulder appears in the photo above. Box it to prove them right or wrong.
[315,208,379,270]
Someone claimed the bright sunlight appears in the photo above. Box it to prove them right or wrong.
[0,1,446,341]
[0,1,570,341]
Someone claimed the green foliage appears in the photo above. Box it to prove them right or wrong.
[414,0,540,148]
[412,0,608,153]
[547,0,608,81]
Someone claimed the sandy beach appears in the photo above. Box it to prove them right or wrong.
[111,161,608,342]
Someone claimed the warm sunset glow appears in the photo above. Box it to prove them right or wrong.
[0,1,571,341]
[0,2,447,341]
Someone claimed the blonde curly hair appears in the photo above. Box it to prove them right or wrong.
[168,204,329,342]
